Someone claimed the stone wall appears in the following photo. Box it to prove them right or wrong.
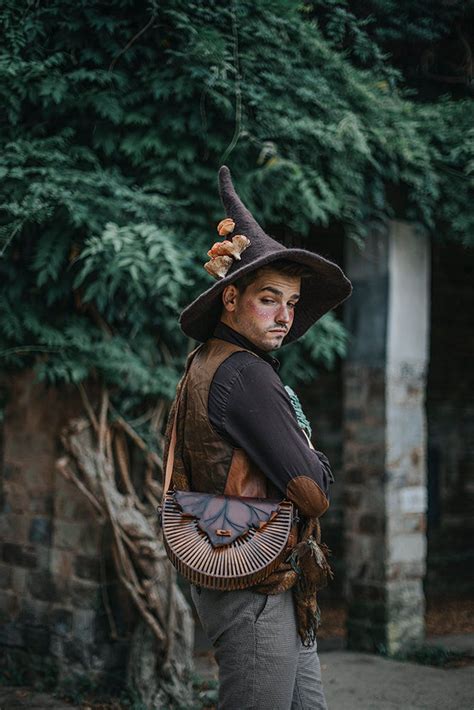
[300,230,474,626]
[0,372,135,687]
[342,223,430,652]
[425,241,474,597]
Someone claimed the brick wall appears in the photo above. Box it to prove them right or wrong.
[0,372,135,687]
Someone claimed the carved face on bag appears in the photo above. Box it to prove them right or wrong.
[220,268,301,352]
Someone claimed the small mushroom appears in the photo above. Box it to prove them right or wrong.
[207,241,232,258]
[207,235,250,261]
[217,218,235,237]
[204,255,233,279]
[231,234,250,259]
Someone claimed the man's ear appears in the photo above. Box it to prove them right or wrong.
[222,284,239,312]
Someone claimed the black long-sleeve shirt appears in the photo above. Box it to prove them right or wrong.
[207,322,333,508]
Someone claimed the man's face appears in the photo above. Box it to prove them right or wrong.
[221,269,301,351]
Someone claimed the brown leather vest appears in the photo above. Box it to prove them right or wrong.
[170,338,276,498]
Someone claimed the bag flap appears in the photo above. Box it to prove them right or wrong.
[173,491,281,547]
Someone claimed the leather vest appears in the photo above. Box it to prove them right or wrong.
[170,338,277,498]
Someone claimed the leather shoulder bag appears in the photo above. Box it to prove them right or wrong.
[158,393,296,591]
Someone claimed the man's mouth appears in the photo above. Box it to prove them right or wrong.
[268,329,287,335]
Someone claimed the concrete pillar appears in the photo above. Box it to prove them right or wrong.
[343,221,430,653]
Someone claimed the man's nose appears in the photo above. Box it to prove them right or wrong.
[276,305,291,324]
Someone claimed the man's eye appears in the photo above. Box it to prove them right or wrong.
[288,303,296,309]
[261,299,275,304]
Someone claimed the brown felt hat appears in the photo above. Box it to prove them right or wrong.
[179,166,352,344]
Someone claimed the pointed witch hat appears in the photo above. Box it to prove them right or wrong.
[179,166,352,344]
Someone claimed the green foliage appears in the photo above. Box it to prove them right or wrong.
[58,672,146,708]
[345,0,471,48]
[279,312,349,386]
[0,651,29,687]
[75,222,190,333]
[191,674,219,710]
[59,673,99,705]
[379,642,468,668]
[0,0,472,425]
[0,650,58,692]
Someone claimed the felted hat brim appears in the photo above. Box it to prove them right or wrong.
[179,248,352,345]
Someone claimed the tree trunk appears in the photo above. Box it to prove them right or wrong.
[57,401,195,707]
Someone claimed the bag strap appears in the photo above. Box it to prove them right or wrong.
[163,402,178,498]
[161,344,202,500]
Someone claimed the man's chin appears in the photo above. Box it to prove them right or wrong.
[265,333,287,350]
[246,331,287,352]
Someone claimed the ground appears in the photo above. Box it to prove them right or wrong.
[1,597,472,709]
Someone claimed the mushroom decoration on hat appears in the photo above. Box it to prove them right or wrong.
[179,166,352,344]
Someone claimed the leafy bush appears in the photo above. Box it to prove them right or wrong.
[0,0,472,422]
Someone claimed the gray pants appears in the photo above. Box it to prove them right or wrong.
[191,586,328,710]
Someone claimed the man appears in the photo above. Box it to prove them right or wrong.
[166,166,352,709]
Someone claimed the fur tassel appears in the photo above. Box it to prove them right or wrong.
[289,535,334,646]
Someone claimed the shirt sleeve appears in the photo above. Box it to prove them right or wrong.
[209,355,332,518]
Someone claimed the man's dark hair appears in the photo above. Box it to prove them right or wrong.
[233,259,313,293]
